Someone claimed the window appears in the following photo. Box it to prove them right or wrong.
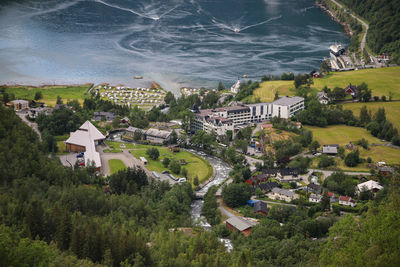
[261,105,263,115]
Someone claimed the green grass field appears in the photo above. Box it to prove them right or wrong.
[249,67,400,102]
[4,84,92,106]
[313,67,400,100]
[342,101,400,130]
[109,159,127,174]
[249,80,295,102]
[129,146,213,185]
[305,125,384,146]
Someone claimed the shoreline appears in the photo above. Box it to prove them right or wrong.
[315,1,353,37]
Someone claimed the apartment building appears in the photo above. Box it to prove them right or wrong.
[191,96,304,136]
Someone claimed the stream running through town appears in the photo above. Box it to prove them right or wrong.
[186,149,233,252]
[105,134,234,251]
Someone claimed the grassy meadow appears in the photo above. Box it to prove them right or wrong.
[313,67,400,100]
[305,125,385,145]
[249,67,400,102]
[3,84,92,106]
[342,101,400,130]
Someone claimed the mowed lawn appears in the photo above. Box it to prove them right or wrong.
[129,146,213,185]
[109,159,127,174]
[305,125,385,146]
[4,84,92,106]
[313,67,400,100]
[342,101,400,130]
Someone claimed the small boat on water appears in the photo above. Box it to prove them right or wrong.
[234,28,239,33]
[134,75,143,79]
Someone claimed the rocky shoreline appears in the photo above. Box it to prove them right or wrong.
[315,1,353,37]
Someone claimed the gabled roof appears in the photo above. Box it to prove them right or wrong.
[307,183,321,192]
[257,182,280,192]
[356,180,383,192]
[309,193,322,200]
[339,196,351,202]
[65,121,105,168]
[145,128,171,139]
[79,121,106,141]
[271,188,296,197]
[226,216,257,231]
[254,201,268,213]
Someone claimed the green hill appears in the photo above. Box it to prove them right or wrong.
[250,67,400,102]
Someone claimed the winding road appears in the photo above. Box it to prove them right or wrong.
[329,0,369,54]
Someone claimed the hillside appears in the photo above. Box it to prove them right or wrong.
[340,0,400,62]
[249,67,400,102]
[343,101,400,130]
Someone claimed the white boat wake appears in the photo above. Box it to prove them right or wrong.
[94,0,179,21]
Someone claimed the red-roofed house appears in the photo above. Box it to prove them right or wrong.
[339,196,356,207]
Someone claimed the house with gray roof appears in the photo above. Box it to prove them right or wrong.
[268,188,299,202]
[322,144,339,155]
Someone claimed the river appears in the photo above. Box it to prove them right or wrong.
[187,149,233,252]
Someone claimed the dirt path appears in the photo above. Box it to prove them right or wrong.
[16,111,42,141]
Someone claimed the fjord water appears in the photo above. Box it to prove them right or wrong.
[0,0,348,92]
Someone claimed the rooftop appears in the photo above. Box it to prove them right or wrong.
[226,216,258,231]
[271,187,296,197]
[145,128,171,139]
[272,96,304,106]
[65,121,105,168]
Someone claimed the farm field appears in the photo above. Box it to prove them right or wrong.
[305,125,385,146]
[249,66,400,102]
[313,67,400,100]
[109,159,127,174]
[129,146,213,185]
[342,101,400,130]
[3,84,92,106]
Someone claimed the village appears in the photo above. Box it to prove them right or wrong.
[4,70,397,239]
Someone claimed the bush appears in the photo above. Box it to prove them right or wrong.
[146,148,159,160]
[162,157,170,167]
[169,159,181,174]
[344,150,360,167]
[318,155,335,168]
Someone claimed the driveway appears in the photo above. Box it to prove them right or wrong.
[58,153,79,169]
[218,199,236,218]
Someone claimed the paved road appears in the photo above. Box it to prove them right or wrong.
[330,0,369,53]
[218,199,236,218]
[16,111,42,141]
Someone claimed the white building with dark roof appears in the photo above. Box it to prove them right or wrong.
[65,121,105,171]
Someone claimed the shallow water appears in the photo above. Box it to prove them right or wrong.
[0,0,348,92]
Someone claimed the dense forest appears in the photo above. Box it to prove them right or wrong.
[1,104,400,266]
[340,0,400,63]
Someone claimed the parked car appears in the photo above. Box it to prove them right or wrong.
[76,152,84,158]
[178,178,187,183]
